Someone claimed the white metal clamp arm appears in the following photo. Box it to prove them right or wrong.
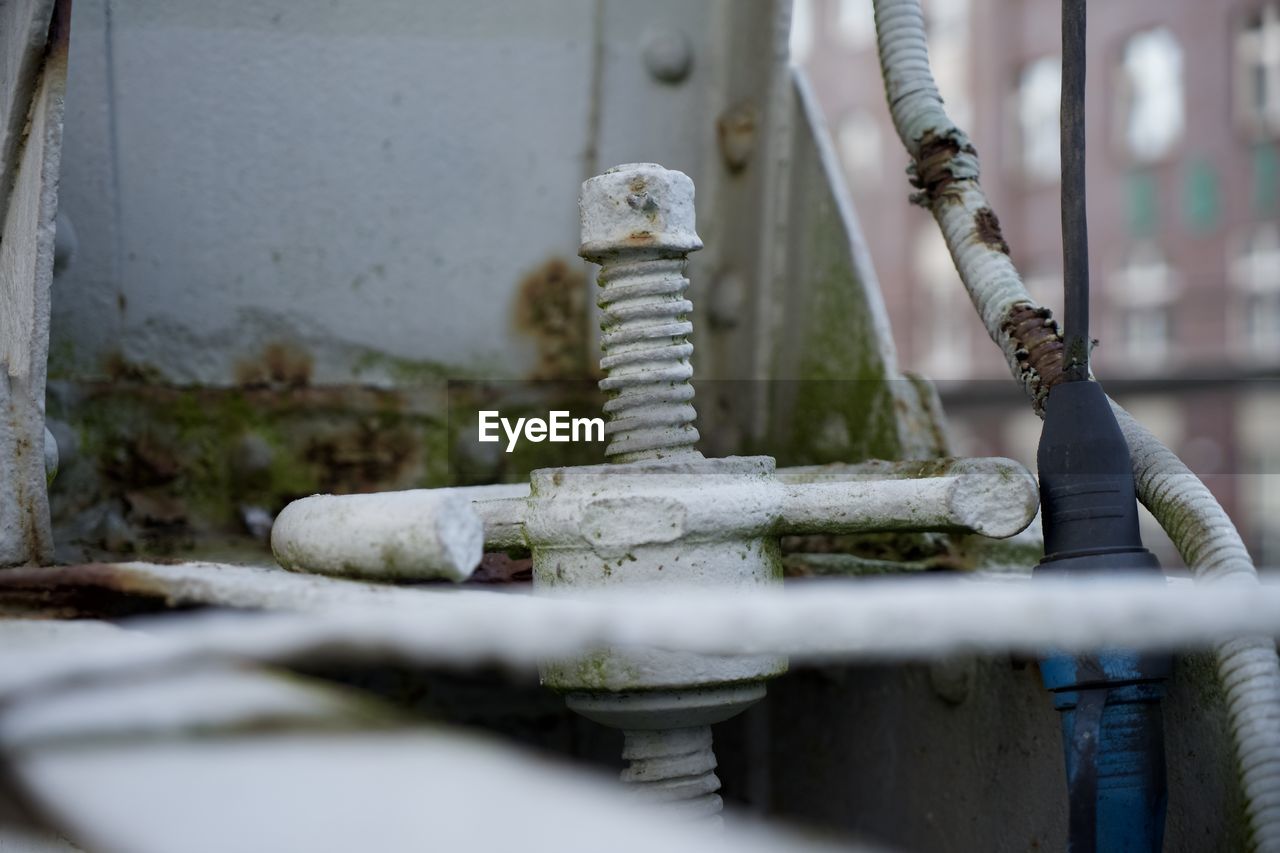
[269,457,1035,583]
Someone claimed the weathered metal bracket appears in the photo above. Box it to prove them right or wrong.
[0,0,69,567]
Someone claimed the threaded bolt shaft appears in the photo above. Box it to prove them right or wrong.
[578,165,725,825]
[597,254,701,461]
[579,163,704,463]
[621,726,723,824]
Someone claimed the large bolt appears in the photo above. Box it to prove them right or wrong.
[566,684,767,827]
[570,164,757,824]
[266,163,1042,830]
[621,728,720,817]
[579,163,703,463]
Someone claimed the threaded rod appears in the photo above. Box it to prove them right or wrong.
[596,254,702,462]
[621,726,723,823]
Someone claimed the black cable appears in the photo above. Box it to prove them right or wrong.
[1036,9,1170,851]
[1061,0,1089,382]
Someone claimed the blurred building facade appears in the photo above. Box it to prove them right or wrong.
[795,0,1280,566]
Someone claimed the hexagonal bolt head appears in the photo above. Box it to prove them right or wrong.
[579,163,703,262]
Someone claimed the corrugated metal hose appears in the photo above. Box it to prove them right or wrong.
[869,0,1280,848]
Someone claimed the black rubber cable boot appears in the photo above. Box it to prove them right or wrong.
[1035,380,1171,853]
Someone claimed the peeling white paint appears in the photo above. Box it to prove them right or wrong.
[1,568,1277,704]
[271,490,483,582]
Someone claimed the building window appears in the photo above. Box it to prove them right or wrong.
[1126,170,1160,237]
[1109,244,1176,367]
[790,0,815,64]
[915,227,970,378]
[1116,28,1184,162]
[1121,308,1170,361]
[837,0,877,50]
[1016,57,1061,182]
[1183,158,1222,233]
[1236,3,1280,136]
[836,111,883,188]
[1231,224,1280,360]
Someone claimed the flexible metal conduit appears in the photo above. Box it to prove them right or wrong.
[870,0,1280,847]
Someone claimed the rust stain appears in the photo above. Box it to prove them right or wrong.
[235,342,314,388]
[974,207,1011,254]
[0,563,185,619]
[302,421,420,493]
[1,370,55,565]
[909,129,978,206]
[108,433,182,487]
[66,381,429,557]
[0,563,163,594]
[47,0,73,63]
[716,102,759,174]
[0,557,536,617]
[903,130,1066,404]
[103,350,164,383]
[1003,302,1066,401]
[513,257,593,380]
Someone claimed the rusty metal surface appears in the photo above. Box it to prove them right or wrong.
[41,0,955,561]
[44,379,448,563]
[0,560,448,616]
[1003,303,1067,394]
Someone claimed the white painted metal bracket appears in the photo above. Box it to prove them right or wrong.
[0,0,68,567]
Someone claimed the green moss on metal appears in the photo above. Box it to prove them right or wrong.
[46,337,78,380]
[542,648,642,693]
[765,185,903,467]
[48,376,452,559]
[350,350,465,387]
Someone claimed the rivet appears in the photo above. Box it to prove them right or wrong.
[643,29,693,84]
